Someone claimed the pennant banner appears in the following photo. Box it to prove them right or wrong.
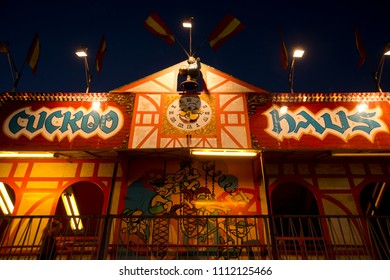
[144,12,175,45]
[26,32,40,74]
[208,14,245,51]
[355,27,367,67]
[95,35,107,74]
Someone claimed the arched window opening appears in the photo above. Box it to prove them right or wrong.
[360,182,389,216]
[56,181,104,235]
[271,182,323,254]
[271,181,319,215]
[359,182,389,259]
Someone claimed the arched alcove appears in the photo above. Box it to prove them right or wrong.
[359,181,389,216]
[270,181,322,240]
[271,181,319,215]
[56,181,104,235]
[359,181,389,259]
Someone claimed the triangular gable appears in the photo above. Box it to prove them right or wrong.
[110,60,268,94]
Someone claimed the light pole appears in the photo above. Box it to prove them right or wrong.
[75,47,92,93]
[288,48,304,94]
[374,43,390,93]
[183,17,194,56]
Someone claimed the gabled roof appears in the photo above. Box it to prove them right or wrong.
[110,60,268,94]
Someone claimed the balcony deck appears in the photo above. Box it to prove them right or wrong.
[0,215,388,260]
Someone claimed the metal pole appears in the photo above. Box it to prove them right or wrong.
[288,57,296,94]
[259,152,278,259]
[373,43,390,93]
[97,157,118,259]
[84,56,91,93]
[189,25,192,56]
[374,55,384,93]
[8,51,22,92]
[188,17,194,56]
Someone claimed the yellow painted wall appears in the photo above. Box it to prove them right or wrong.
[0,159,118,217]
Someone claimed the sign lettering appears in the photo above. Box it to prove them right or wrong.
[3,106,124,141]
[263,105,388,143]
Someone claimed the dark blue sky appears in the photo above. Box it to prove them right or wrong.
[1,0,389,93]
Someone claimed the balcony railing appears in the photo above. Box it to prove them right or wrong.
[0,215,388,260]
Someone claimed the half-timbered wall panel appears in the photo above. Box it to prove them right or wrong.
[0,160,120,216]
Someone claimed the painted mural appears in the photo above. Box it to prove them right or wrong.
[118,158,261,259]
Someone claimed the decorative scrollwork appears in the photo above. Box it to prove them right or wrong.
[107,93,135,117]
[107,93,135,150]
[246,93,272,119]
[251,134,261,149]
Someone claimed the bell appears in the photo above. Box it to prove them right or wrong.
[180,78,198,90]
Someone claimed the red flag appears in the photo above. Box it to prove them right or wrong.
[280,37,288,70]
[144,12,175,45]
[355,27,367,67]
[95,35,107,74]
[26,32,40,74]
[208,14,245,51]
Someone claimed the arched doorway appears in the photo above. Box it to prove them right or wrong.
[270,181,323,258]
[56,181,104,235]
[359,181,389,259]
[271,181,319,215]
[360,182,389,216]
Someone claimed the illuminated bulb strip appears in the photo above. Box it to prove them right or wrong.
[0,152,54,158]
[0,182,14,214]
[191,149,258,157]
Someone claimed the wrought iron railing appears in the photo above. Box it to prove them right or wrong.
[0,215,388,260]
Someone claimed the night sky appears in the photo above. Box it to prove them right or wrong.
[1,0,389,93]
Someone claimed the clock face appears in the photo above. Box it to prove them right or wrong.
[167,96,212,131]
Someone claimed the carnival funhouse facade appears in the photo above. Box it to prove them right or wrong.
[0,61,389,260]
